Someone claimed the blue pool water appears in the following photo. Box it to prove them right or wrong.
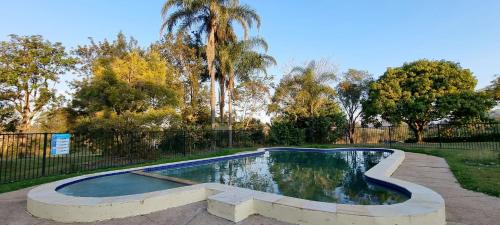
[56,149,409,205]
[57,173,184,197]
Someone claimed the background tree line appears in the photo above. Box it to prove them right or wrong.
[0,0,498,145]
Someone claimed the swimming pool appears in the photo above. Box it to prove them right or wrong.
[27,148,446,225]
[57,150,408,205]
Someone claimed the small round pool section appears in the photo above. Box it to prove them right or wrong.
[28,148,446,225]
[57,173,184,197]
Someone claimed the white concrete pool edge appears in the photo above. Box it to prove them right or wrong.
[27,148,446,225]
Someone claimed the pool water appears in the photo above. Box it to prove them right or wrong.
[56,150,409,205]
[152,151,409,205]
[57,173,184,197]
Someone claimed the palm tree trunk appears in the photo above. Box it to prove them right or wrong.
[219,77,225,123]
[207,28,217,130]
[228,74,234,147]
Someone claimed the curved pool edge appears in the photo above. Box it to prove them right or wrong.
[27,147,445,225]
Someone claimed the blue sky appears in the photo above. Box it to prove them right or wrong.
[1,0,499,90]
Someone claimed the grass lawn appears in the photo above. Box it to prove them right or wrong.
[0,147,255,194]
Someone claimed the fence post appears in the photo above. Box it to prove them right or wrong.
[437,124,442,149]
[41,133,48,176]
[388,126,393,148]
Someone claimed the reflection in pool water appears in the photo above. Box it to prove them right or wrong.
[153,150,409,205]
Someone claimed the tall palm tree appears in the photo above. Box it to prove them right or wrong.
[161,0,260,130]
[219,37,276,146]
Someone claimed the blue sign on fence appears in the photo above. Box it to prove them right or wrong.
[51,133,71,155]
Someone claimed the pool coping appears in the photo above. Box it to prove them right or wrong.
[27,147,446,225]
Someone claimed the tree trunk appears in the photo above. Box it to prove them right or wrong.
[219,77,225,123]
[207,25,217,131]
[410,123,425,143]
[21,112,30,133]
[228,75,234,147]
[413,129,423,143]
[349,125,355,144]
[21,92,31,132]
[207,4,219,151]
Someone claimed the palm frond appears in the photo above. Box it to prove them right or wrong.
[161,8,194,34]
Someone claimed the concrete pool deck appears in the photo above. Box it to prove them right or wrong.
[0,151,498,225]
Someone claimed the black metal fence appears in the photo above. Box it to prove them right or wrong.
[338,123,499,151]
[0,123,498,184]
[0,130,264,184]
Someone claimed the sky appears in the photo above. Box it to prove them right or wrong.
[1,0,499,91]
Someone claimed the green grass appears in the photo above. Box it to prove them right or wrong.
[302,144,500,197]
[0,147,255,194]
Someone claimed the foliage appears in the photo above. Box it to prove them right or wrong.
[161,0,261,129]
[72,72,145,115]
[73,32,139,79]
[154,32,211,129]
[268,120,306,145]
[0,101,17,132]
[234,76,273,129]
[269,60,337,119]
[485,75,500,101]
[0,34,76,132]
[71,33,183,133]
[436,91,495,124]
[72,109,180,134]
[154,32,207,107]
[33,104,72,133]
[336,69,373,143]
[362,59,478,142]
[269,61,346,144]
[218,37,275,133]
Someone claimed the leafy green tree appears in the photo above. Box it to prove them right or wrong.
[218,37,275,145]
[72,33,181,116]
[0,35,76,132]
[362,59,477,142]
[486,75,500,101]
[161,0,261,129]
[436,91,495,124]
[73,32,139,79]
[234,76,273,129]
[72,72,145,115]
[153,32,212,129]
[269,60,345,144]
[336,69,373,143]
[269,60,337,119]
[154,32,206,109]
[71,33,184,134]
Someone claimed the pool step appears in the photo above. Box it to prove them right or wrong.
[131,170,198,185]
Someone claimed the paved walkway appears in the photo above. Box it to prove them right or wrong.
[392,152,500,225]
[0,152,499,225]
